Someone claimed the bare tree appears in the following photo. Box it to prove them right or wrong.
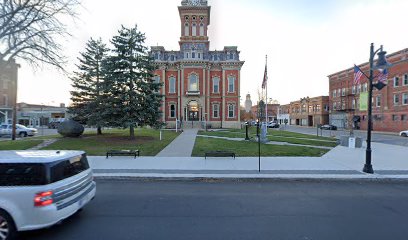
[0,0,80,69]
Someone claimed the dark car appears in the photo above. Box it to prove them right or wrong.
[320,124,337,130]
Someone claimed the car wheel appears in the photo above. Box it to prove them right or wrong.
[0,210,17,240]
[18,132,27,138]
[402,133,407,137]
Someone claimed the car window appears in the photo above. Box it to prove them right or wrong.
[0,163,47,186]
[0,125,7,129]
[49,154,90,183]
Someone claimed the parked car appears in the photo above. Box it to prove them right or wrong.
[0,150,96,240]
[0,124,37,137]
[320,124,337,130]
[267,121,280,128]
[48,118,65,129]
[400,130,408,137]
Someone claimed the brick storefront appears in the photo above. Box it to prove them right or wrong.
[328,48,408,132]
[289,96,330,127]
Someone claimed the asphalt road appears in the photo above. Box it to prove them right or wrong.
[281,125,408,147]
[20,179,408,240]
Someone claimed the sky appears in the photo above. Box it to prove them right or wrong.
[17,0,408,106]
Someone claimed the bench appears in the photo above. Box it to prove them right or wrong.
[106,150,140,158]
[205,151,235,159]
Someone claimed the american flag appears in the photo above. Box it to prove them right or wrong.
[378,68,389,83]
[262,64,268,89]
[354,65,363,85]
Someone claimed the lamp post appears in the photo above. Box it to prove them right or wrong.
[363,43,391,174]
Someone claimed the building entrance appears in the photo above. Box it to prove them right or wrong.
[188,101,199,121]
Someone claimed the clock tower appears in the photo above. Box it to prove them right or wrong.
[179,0,210,51]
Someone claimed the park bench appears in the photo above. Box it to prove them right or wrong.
[106,150,140,158]
[204,151,235,159]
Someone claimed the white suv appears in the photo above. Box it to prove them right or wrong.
[0,150,96,240]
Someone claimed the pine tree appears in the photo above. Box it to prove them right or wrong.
[69,38,108,135]
[102,25,162,139]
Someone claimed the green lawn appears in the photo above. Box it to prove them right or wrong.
[199,129,338,147]
[41,128,181,156]
[192,137,329,157]
[0,139,43,150]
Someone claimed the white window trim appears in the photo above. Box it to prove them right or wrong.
[394,94,399,105]
[213,77,220,93]
[212,103,220,118]
[376,96,381,107]
[404,74,408,86]
[402,93,408,105]
[188,73,199,91]
[227,76,235,93]
[169,76,176,93]
[227,103,235,118]
[169,104,176,118]
[394,77,399,87]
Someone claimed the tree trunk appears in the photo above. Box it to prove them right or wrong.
[97,125,102,135]
[129,125,135,140]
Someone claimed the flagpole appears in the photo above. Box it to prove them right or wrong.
[265,55,268,123]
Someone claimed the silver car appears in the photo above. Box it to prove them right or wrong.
[0,124,37,137]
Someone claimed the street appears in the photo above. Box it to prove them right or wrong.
[280,125,408,147]
[20,179,408,240]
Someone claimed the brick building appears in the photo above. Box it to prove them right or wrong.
[289,96,330,127]
[277,104,290,125]
[0,59,19,124]
[328,48,408,132]
[151,0,244,129]
[251,104,279,122]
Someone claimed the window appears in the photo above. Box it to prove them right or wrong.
[333,102,337,110]
[394,77,400,87]
[2,80,8,90]
[170,55,175,61]
[403,93,408,105]
[199,23,204,36]
[154,75,160,84]
[192,23,197,36]
[189,74,198,91]
[352,99,356,109]
[3,94,8,106]
[228,76,235,93]
[169,76,176,93]
[337,89,341,96]
[341,101,346,110]
[394,94,399,105]
[316,104,321,112]
[392,115,398,121]
[186,52,189,59]
[404,74,408,86]
[198,53,201,59]
[357,84,361,93]
[308,106,313,113]
[154,52,159,60]
[332,90,336,98]
[184,23,189,36]
[352,86,356,94]
[376,96,381,107]
[213,104,219,118]
[170,104,176,118]
[228,104,235,118]
[213,77,220,93]
[192,52,195,58]
[341,88,346,96]
[402,115,407,121]
[363,83,368,92]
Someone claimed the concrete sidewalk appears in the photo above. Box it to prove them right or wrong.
[156,129,198,157]
[89,142,408,180]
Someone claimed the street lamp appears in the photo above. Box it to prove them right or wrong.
[363,43,391,174]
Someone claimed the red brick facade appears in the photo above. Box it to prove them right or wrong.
[328,48,408,132]
[0,59,19,124]
[151,0,244,128]
[289,96,330,127]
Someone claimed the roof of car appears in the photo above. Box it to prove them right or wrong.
[0,150,85,163]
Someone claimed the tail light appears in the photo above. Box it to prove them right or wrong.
[34,191,54,207]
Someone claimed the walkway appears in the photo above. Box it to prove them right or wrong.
[156,129,199,157]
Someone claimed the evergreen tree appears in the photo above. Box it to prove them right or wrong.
[102,25,162,139]
[69,38,108,135]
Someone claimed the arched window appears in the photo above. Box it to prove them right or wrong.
[169,76,176,93]
[213,77,220,93]
[200,23,204,36]
[192,23,197,36]
[189,74,198,91]
[184,22,189,36]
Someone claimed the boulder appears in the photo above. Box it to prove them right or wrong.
[57,119,84,137]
